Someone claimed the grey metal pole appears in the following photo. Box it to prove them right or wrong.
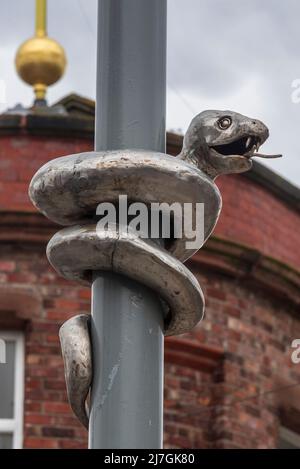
[89,0,167,449]
[95,0,167,152]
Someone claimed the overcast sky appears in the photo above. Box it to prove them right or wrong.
[0,0,299,187]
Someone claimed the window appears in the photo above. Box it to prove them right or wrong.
[278,427,300,449]
[0,332,24,449]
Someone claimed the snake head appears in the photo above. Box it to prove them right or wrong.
[181,110,281,179]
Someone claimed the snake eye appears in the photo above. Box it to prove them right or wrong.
[218,116,232,130]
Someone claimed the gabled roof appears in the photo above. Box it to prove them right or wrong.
[53,93,95,118]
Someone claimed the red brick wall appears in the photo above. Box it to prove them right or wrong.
[0,135,92,212]
[1,134,298,269]
[216,176,299,270]
[0,128,299,449]
[1,249,299,449]
[164,270,300,448]
[0,245,89,448]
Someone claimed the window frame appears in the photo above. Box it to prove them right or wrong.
[0,331,24,449]
[279,426,300,449]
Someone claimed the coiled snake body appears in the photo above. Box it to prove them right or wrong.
[29,110,281,429]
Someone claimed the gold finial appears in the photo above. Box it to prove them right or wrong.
[36,0,47,37]
[15,0,67,105]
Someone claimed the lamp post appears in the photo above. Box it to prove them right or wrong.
[90,0,167,448]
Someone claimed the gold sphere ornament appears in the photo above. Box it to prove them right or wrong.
[15,35,67,102]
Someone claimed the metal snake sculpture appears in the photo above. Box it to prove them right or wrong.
[29,110,281,429]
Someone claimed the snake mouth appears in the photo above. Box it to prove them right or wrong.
[211,136,261,159]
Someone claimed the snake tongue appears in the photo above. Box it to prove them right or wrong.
[252,153,282,159]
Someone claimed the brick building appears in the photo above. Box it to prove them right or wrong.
[0,94,299,449]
